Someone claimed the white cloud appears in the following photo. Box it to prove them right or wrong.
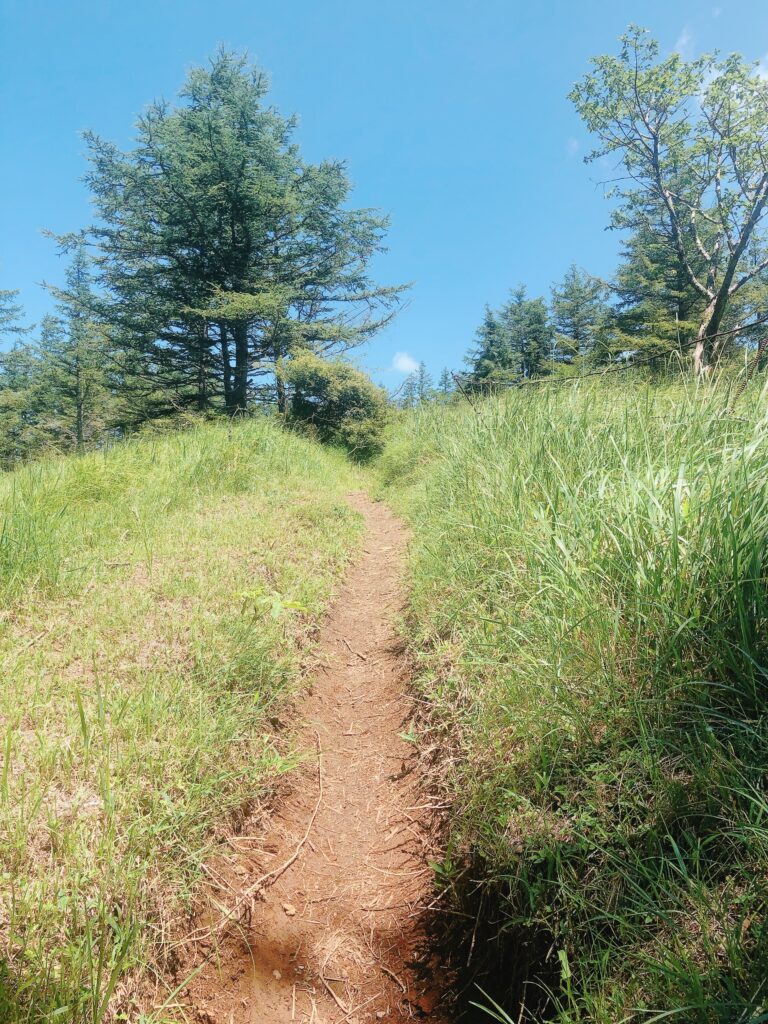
[392,351,419,374]
[674,26,694,59]
[566,137,580,158]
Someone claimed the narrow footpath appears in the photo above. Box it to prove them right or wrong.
[182,493,445,1023]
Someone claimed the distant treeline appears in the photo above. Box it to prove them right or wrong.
[3,27,768,460]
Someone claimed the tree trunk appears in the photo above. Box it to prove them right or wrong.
[219,322,234,412]
[693,176,768,374]
[75,357,85,449]
[232,322,249,413]
[693,301,716,376]
[693,291,729,375]
[275,350,287,414]
[196,347,208,411]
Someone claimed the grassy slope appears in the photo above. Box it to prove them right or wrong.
[0,418,363,1022]
[379,379,768,1022]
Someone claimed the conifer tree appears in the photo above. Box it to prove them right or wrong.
[42,245,114,448]
[550,265,610,361]
[415,361,433,402]
[469,288,552,385]
[0,290,31,341]
[0,342,43,466]
[437,367,454,398]
[81,50,403,416]
[468,306,510,387]
[400,372,419,409]
[0,292,40,464]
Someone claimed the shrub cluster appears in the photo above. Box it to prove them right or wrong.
[286,352,390,460]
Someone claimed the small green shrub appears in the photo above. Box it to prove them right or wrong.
[285,352,389,460]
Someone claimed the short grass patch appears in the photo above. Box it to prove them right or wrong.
[0,417,363,1021]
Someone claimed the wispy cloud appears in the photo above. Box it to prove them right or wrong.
[674,26,694,59]
[566,137,580,158]
[391,351,419,374]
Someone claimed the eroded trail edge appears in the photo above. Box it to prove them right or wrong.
[184,493,444,1023]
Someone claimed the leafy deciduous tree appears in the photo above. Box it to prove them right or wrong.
[571,27,768,372]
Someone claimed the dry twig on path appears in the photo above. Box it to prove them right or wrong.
[189,732,324,943]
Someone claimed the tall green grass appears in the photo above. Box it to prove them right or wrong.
[0,417,363,1021]
[379,377,768,1022]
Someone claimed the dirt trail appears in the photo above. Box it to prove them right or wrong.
[182,493,445,1023]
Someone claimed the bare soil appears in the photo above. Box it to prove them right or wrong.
[177,493,446,1023]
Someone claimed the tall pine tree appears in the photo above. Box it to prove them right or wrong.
[81,50,403,417]
[0,290,31,341]
[437,367,454,399]
[400,372,419,409]
[550,265,610,362]
[415,361,433,402]
[41,244,114,448]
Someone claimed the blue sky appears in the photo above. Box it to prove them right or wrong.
[2,1,768,384]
